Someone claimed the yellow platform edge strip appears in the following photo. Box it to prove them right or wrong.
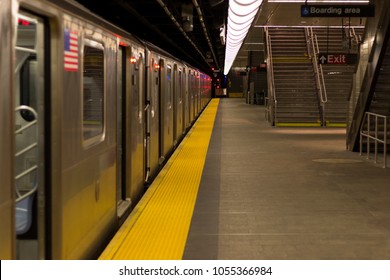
[326,123,347,128]
[276,122,322,127]
[229,92,244,98]
[99,98,220,260]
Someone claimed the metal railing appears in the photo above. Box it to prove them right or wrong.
[306,27,327,125]
[265,27,276,125]
[360,112,388,168]
[264,97,270,122]
[15,105,38,202]
[346,27,362,51]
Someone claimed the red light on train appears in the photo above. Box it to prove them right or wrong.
[130,57,137,64]
[154,63,160,69]
[18,18,31,26]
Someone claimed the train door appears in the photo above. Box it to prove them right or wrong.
[201,74,205,109]
[146,55,160,180]
[189,70,195,122]
[14,12,48,259]
[200,74,202,112]
[159,60,174,159]
[125,49,145,202]
[116,45,132,218]
[177,67,184,137]
[182,69,189,131]
[194,72,199,117]
[0,0,14,259]
[173,64,183,146]
[198,74,202,110]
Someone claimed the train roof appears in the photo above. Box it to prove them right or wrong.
[50,0,207,75]
[51,0,143,46]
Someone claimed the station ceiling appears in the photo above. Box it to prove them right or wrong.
[75,0,228,75]
[74,0,368,75]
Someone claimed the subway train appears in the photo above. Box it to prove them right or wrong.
[0,0,211,259]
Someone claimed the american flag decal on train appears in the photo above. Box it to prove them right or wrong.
[64,29,79,71]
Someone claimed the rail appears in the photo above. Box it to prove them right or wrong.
[348,27,361,49]
[265,27,276,125]
[15,105,38,202]
[360,112,388,168]
[264,97,269,121]
[307,28,327,104]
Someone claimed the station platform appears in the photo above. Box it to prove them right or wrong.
[100,98,390,260]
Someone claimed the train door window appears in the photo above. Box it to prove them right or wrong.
[137,53,144,120]
[167,65,172,108]
[14,12,46,259]
[178,69,182,102]
[152,58,158,116]
[155,59,160,107]
[82,39,105,144]
[183,70,187,120]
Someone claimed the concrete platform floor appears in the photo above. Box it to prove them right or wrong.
[183,98,390,260]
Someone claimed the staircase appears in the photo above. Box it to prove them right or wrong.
[363,41,390,154]
[369,42,390,117]
[268,27,320,126]
[312,27,363,126]
[358,34,390,167]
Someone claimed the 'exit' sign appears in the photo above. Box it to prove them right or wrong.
[318,53,358,65]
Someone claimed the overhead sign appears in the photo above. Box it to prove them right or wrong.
[301,5,375,17]
[318,53,357,65]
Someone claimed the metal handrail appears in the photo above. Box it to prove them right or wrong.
[15,142,38,157]
[314,34,327,103]
[264,97,269,121]
[307,27,327,104]
[15,105,39,202]
[348,27,361,49]
[15,46,37,54]
[265,27,277,125]
[360,112,388,168]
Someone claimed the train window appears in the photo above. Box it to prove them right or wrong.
[133,55,139,71]
[16,16,37,49]
[137,53,143,119]
[167,65,172,106]
[82,39,105,143]
[179,70,182,101]
[16,15,38,122]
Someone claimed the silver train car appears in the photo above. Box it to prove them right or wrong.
[0,0,211,259]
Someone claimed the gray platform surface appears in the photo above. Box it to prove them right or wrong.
[183,98,390,260]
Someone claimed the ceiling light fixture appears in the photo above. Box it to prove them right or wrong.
[223,0,263,75]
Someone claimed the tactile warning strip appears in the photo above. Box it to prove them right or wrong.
[99,98,219,260]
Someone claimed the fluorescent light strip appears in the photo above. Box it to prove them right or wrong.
[224,0,263,75]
